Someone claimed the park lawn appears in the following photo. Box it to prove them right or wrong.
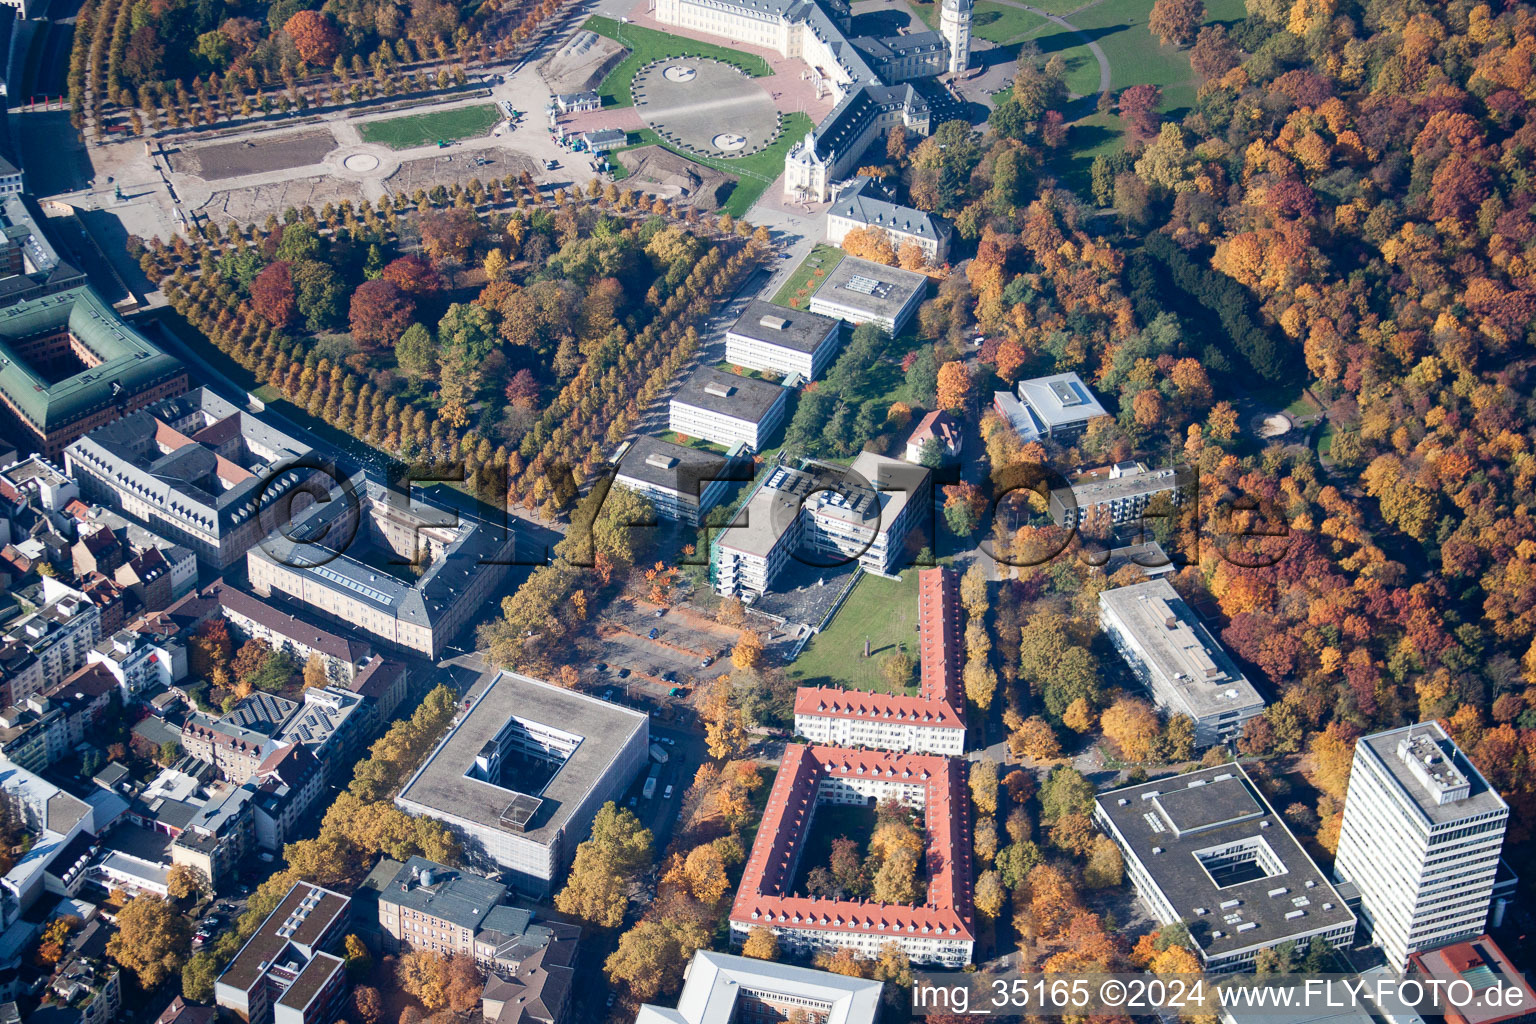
[772,244,845,307]
[357,103,502,149]
[585,16,773,109]
[981,4,1101,97]
[789,571,924,694]
[655,429,730,454]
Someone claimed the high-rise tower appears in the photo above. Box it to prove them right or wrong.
[940,0,972,74]
[1332,722,1509,970]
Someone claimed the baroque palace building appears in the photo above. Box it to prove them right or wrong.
[653,0,972,201]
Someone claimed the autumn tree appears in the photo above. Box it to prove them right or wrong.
[554,802,654,927]
[183,951,218,1002]
[839,225,897,265]
[352,986,383,1024]
[1084,835,1125,888]
[1148,0,1204,46]
[732,631,764,670]
[742,925,778,960]
[936,360,973,412]
[349,279,415,349]
[974,869,1006,919]
[1116,84,1162,141]
[606,919,711,1000]
[284,10,341,65]
[106,895,191,987]
[381,255,443,297]
[1101,697,1160,762]
[303,653,329,689]
[397,951,449,1010]
[251,261,297,327]
[702,676,749,759]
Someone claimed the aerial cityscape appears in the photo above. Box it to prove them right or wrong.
[0,0,1528,1018]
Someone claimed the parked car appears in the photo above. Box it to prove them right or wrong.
[653,609,666,618]
[663,785,674,800]
[617,667,630,678]
[700,655,714,667]
[595,662,608,672]
[648,627,660,640]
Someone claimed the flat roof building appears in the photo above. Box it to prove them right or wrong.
[725,300,843,381]
[712,453,930,598]
[994,372,1109,443]
[1407,936,1534,1024]
[1093,765,1356,974]
[668,368,788,453]
[395,671,648,895]
[807,256,927,335]
[215,881,350,1024]
[635,950,882,1024]
[1099,580,1265,747]
[1334,722,1509,971]
[0,287,187,459]
[613,436,739,527]
[730,743,974,965]
[1050,461,1187,530]
[66,388,314,569]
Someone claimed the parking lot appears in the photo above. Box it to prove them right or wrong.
[582,599,744,695]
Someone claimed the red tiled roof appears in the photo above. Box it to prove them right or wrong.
[1408,935,1536,1024]
[793,567,965,730]
[729,743,975,942]
[907,410,961,451]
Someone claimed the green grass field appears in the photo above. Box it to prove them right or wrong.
[772,244,845,307]
[357,104,502,149]
[790,571,924,694]
[791,803,877,891]
[585,16,772,109]
[974,2,1101,96]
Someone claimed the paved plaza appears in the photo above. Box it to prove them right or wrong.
[632,59,784,158]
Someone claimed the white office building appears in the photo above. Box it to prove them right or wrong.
[613,436,740,527]
[635,950,882,1024]
[668,368,789,452]
[725,300,843,381]
[993,371,1109,443]
[1098,580,1264,747]
[1333,722,1509,971]
[807,256,927,335]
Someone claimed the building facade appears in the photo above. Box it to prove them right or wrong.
[725,301,843,381]
[807,256,927,335]
[1050,462,1187,530]
[1332,722,1509,971]
[730,743,974,965]
[826,178,951,263]
[215,882,350,1024]
[612,436,740,527]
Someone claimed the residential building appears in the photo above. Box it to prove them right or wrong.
[1049,461,1187,530]
[68,504,197,602]
[1098,580,1265,747]
[668,368,788,452]
[1407,936,1534,1024]
[86,619,188,700]
[1093,765,1357,973]
[215,882,350,1024]
[379,857,508,957]
[65,388,313,569]
[634,950,882,1024]
[904,409,960,464]
[476,911,579,1024]
[245,743,328,854]
[0,455,78,511]
[395,671,648,895]
[0,157,22,195]
[180,694,292,783]
[612,436,740,527]
[41,926,121,1024]
[166,581,375,687]
[0,694,67,770]
[807,256,927,335]
[826,177,951,262]
[993,372,1109,443]
[1333,722,1509,971]
[729,743,974,965]
[0,753,97,915]
[42,662,118,749]
[247,477,515,660]
[1,579,102,700]
[724,301,843,381]
[155,998,216,1024]
[795,567,965,755]
[347,657,409,735]
[712,453,931,598]
[0,287,186,459]
[0,197,86,307]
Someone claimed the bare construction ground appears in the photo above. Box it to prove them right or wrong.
[168,129,338,181]
[616,146,731,209]
[193,175,368,222]
[384,148,540,195]
[542,29,627,93]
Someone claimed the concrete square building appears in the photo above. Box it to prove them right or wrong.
[0,287,186,459]
[1094,765,1356,974]
[993,371,1109,443]
[1333,722,1509,971]
[668,368,788,452]
[636,951,882,1024]
[1098,580,1265,747]
[395,671,649,895]
[66,388,314,569]
[613,436,740,527]
[725,300,843,381]
[216,881,350,1024]
[808,256,927,335]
